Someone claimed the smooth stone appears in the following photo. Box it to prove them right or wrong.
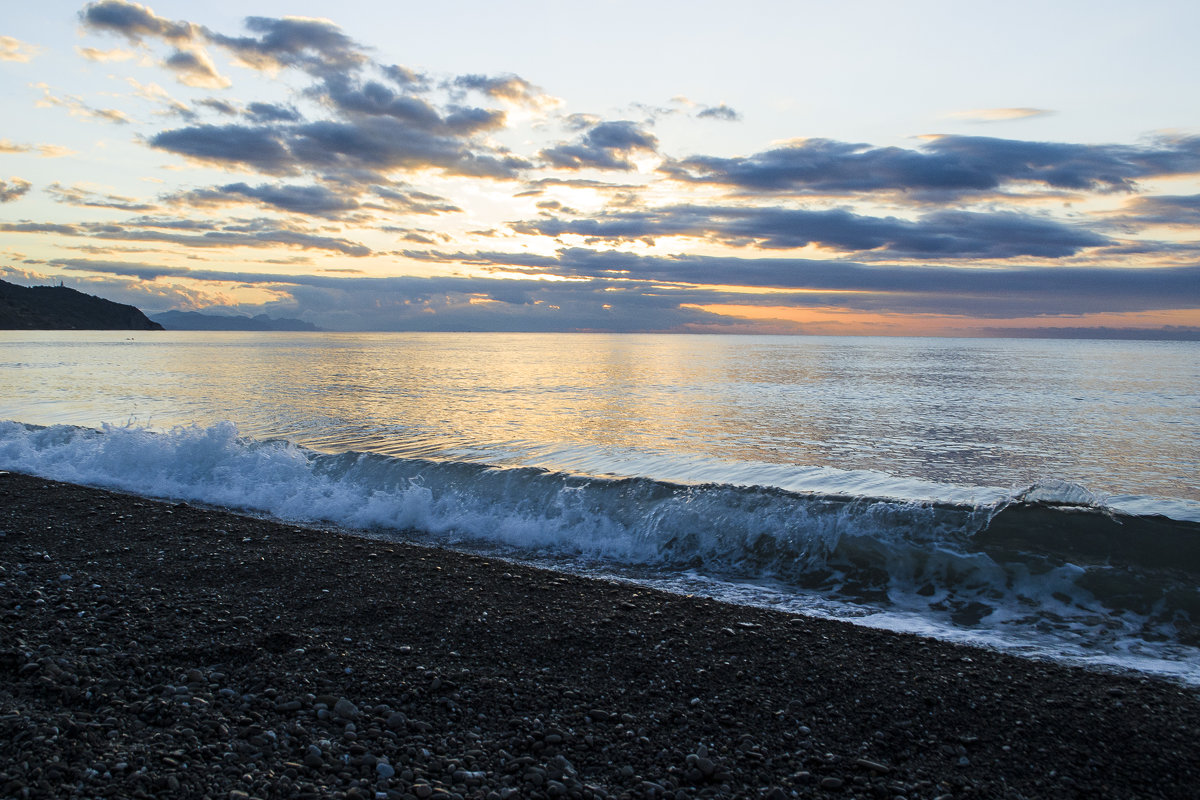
[334,697,360,719]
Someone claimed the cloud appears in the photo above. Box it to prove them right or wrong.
[81,2,364,86]
[76,45,137,62]
[47,258,738,332]
[0,139,73,158]
[126,78,192,116]
[79,6,542,187]
[150,117,529,180]
[197,97,238,115]
[367,185,462,215]
[1,215,371,256]
[0,178,33,203]
[80,1,199,44]
[45,182,157,211]
[163,48,230,89]
[450,74,560,110]
[172,181,360,218]
[245,102,301,123]
[413,247,1200,317]
[149,123,294,173]
[48,250,1200,329]
[945,108,1056,123]
[541,120,659,171]
[696,103,741,122]
[0,222,79,235]
[1118,194,1200,227]
[381,64,428,90]
[662,135,1200,195]
[517,204,1110,259]
[0,35,40,62]
[320,74,505,134]
[32,83,133,124]
[205,15,366,74]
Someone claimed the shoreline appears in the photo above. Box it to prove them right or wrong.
[2,471,1199,799]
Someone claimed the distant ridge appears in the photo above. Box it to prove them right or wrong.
[0,279,163,331]
[151,310,323,332]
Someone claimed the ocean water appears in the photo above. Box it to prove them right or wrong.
[2,331,1198,681]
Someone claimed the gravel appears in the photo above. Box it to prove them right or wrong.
[2,471,1199,799]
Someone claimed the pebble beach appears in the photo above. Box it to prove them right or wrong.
[3,471,1199,800]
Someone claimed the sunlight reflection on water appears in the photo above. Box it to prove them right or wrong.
[2,331,1197,502]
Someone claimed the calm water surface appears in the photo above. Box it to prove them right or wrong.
[2,331,1196,505]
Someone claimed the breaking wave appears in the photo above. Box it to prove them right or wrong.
[3,420,1198,682]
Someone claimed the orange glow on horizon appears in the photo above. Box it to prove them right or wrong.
[687,304,1200,337]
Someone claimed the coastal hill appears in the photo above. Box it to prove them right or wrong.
[151,310,323,332]
[0,278,163,331]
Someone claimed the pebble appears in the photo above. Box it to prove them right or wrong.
[333,697,360,719]
[3,472,1198,800]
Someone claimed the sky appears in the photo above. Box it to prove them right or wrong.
[1,0,1199,336]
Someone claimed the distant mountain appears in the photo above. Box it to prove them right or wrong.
[0,279,163,331]
[151,310,323,332]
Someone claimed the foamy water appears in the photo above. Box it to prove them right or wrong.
[2,332,1198,681]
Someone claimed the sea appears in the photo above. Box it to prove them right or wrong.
[1,331,1198,682]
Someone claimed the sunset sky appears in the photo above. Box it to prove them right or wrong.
[2,0,1198,335]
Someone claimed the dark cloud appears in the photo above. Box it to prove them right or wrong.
[541,121,658,171]
[81,6,535,186]
[175,182,359,217]
[150,79,525,183]
[2,215,370,256]
[381,64,428,90]
[50,251,1200,329]
[368,185,462,215]
[81,2,368,80]
[245,102,301,123]
[80,1,197,44]
[0,178,32,203]
[149,124,295,174]
[205,15,365,74]
[320,75,505,135]
[517,204,1109,259]
[197,98,238,115]
[162,48,227,88]
[0,222,83,234]
[166,179,460,220]
[662,135,1200,196]
[696,104,740,122]
[49,258,734,332]
[412,247,1200,317]
[287,118,527,178]
[91,220,371,256]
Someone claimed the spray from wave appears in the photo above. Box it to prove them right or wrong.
[3,420,1198,682]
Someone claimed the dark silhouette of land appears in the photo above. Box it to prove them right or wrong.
[0,279,163,330]
[151,310,322,331]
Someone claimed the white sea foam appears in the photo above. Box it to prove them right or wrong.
[3,420,1198,684]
